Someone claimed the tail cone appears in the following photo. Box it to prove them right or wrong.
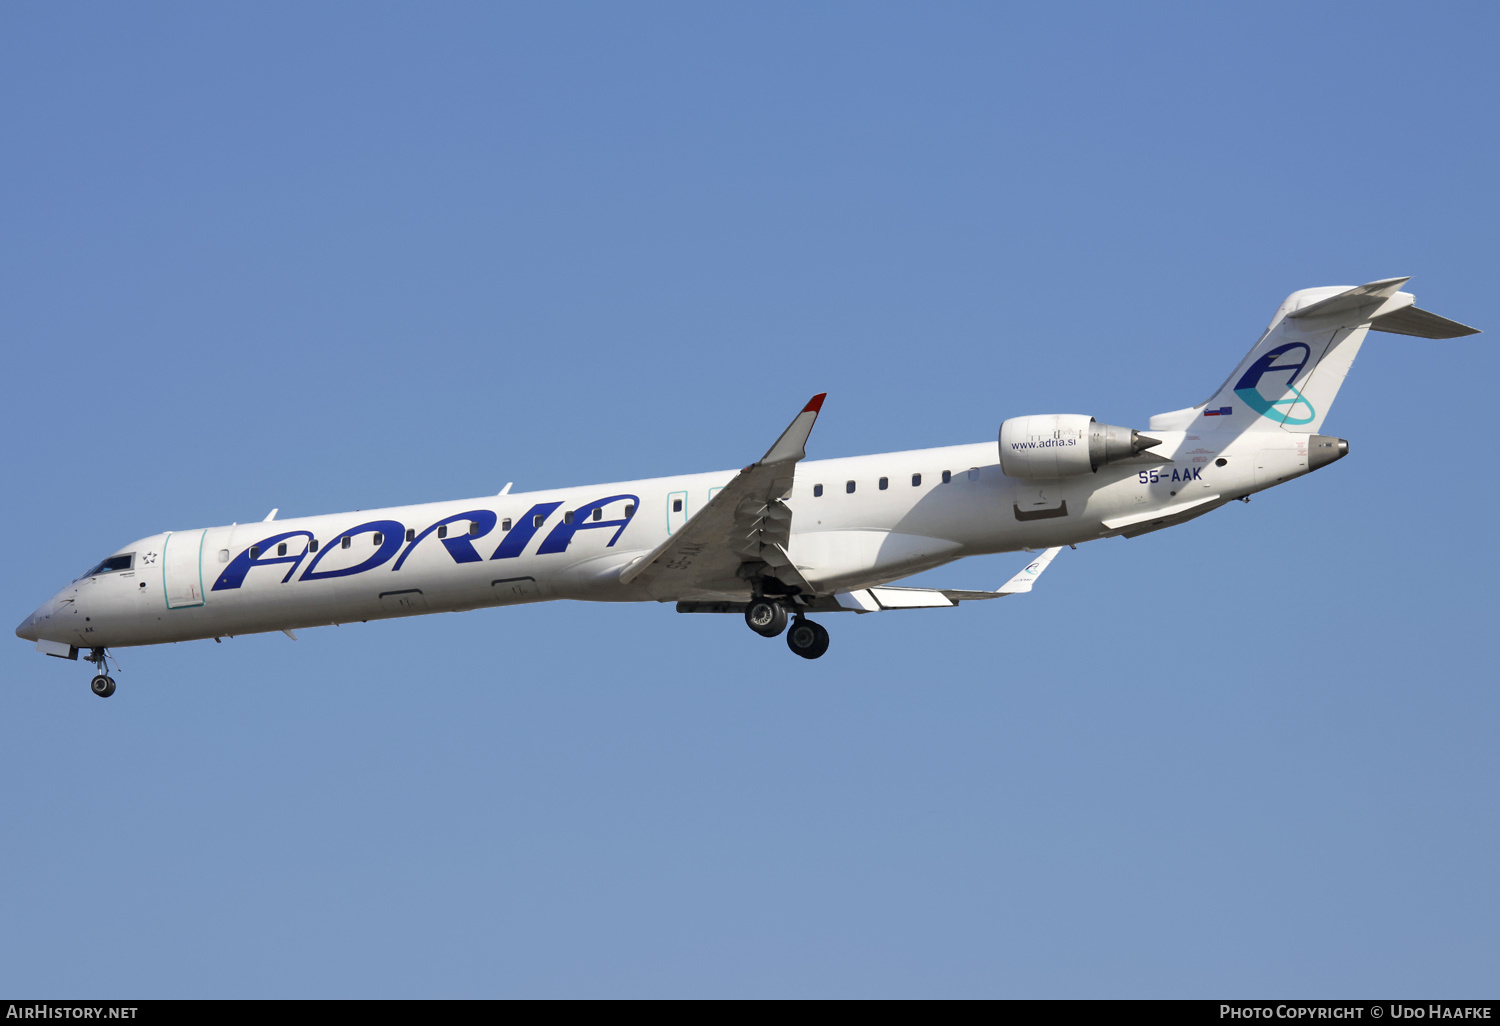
[1308,435,1349,471]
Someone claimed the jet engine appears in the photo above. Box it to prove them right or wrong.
[999,414,1160,479]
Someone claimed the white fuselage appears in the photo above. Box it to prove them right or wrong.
[17,426,1307,651]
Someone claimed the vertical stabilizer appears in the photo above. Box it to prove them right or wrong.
[1149,277,1477,435]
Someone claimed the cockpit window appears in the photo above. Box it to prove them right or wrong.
[79,553,134,579]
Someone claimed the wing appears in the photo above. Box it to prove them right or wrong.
[826,547,1065,610]
[675,547,1068,614]
[620,394,826,599]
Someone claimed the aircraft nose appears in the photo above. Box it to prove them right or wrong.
[16,609,42,642]
[16,593,59,642]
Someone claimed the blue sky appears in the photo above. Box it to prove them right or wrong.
[3,2,1497,997]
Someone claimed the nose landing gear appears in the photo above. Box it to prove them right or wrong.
[86,647,116,698]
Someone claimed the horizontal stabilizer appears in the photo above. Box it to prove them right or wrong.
[1286,277,1410,321]
[1102,495,1221,532]
[1101,494,1226,539]
[1370,305,1481,339]
[1285,276,1480,337]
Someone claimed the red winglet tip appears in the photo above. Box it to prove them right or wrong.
[804,393,827,413]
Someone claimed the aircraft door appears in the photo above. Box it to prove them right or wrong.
[162,529,207,609]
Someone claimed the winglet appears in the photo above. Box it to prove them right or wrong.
[995,547,1063,595]
[619,394,828,589]
[760,393,827,464]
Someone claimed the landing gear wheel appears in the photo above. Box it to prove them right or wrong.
[90,675,116,698]
[745,599,789,638]
[786,618,830,660]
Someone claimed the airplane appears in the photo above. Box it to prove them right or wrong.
[16,277,1479,697]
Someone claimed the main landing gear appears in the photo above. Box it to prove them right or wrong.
[744,599,788,638]
[743,599,830,660]
[785,617,830,660]
[87,647,116,698]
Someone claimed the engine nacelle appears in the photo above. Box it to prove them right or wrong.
[999,414,1160,479]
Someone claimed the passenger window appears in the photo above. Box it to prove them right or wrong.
[218,549,230,563]
[672,499,683,513]
[879,477,888,490]
[942,470,952,484]
[310,539,319,552]
[564,511,575,524]
[501,519,512,531]
[592,508,602,521]
[438,525,448,539]
[846,480,856,494]
[372,533,382,546]
[405,528,415,542]
[912,473,921,487]
[533,514,544,528]
[624,504,635,518]
[968,468,979,481]
[469,521,481,535]
[250,546,261,560]
[813,484,823,497]
[341,536,351,550]
[277,543,287,557]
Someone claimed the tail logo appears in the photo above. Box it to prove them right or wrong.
[1233,342,1317,425]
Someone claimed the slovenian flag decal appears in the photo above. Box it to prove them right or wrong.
[1203,406,1232,417]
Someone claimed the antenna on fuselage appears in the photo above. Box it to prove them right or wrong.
[263,509,278,522]
[497,482,513,496]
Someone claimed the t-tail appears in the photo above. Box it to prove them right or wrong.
[1150,277,1479,435]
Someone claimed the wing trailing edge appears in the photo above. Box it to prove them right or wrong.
[826,547,1066,612]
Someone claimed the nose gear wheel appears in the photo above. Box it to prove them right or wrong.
[86,647,119,698]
